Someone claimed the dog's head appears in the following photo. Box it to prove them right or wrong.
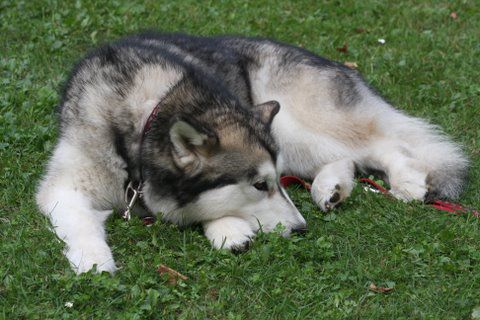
[141,95,306,237]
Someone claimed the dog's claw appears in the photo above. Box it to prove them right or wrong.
[324,201,332,211]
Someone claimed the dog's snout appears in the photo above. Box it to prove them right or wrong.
[291,225,308,235]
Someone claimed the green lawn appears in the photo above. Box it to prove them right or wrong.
[1,0,479,319]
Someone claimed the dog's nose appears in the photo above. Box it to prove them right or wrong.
[292,226,308,235]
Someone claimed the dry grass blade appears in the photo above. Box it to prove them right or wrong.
[157,264,188,285]
[369,283,394,293]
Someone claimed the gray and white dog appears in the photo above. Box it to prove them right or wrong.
[36,33,468,274]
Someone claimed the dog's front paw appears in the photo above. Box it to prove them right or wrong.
[65,239,117,274]
[311,179,354,212]
[203,216,255,252]
[310,159,355,212]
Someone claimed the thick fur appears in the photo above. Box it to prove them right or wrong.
[36,33,468,273]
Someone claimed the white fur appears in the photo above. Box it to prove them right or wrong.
[249,46,466,206]
[36,38,467,274]
[195,183,305,248]
[152,162,305,238]
[144,161,305,249]
[128,65,183,130]
[311,159,355,211]
[36,141,119,273]
[203,216,254,250]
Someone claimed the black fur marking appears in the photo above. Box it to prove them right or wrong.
[231,240,251,254]
[101,45,119,64]
[356,165,390,186]
[331,70,361,107]
[145,167,240,207]
[425,167,468,201]
[424,189,440,204]
[291,226,308,235]
[61,32,392,213]
[112,125,134,185]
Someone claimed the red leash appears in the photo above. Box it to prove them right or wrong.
[430,200,480,218]
[279,176,312,191]
[357,177,389,194]
[280,175,479,218]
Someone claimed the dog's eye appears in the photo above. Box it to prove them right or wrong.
[253,181,268,191]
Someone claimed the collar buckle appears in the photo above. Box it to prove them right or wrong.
[122,181,143,220]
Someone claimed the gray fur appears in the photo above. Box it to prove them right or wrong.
[36,32,468,273]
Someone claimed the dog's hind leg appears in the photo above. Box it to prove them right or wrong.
[311,159,355,211]
[36,141,123,274]
[203,216,255,252]
[361,139,429,202]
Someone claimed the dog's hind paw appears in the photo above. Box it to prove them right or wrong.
[203,216,255,251]
[389,169,428,202]
[390,180,428,202]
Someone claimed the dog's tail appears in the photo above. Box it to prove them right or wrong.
[421,135,468,202]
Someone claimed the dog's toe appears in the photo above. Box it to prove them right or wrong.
[390,178,427,202]
[231,241,251,254]
[314,185,347,212]
[203,216,255,251]
[66,242,117,274]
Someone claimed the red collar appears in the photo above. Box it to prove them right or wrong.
[122,102,162,221]
[142,102,162,138]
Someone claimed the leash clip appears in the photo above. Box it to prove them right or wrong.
[123,181,143,221]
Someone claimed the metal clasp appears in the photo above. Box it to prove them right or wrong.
[122,181,143,220]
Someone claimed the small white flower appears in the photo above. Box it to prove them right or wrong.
[64,302,74,308]
[378,38,386,45]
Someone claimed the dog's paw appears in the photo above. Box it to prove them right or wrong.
[65,240,117,274]
[390,170,428,202]
[310,159,355,212]
[390,180,427,202]
[311,179,353,212]
[203,216,255,251]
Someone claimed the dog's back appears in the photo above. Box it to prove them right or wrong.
[129,33,468,201]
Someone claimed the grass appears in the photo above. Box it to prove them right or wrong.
[1,0,479,318]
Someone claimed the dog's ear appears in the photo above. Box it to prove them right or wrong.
[169,119,218,174]
[252,100,280,126]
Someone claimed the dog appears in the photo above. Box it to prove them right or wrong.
[36,33,468,274]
